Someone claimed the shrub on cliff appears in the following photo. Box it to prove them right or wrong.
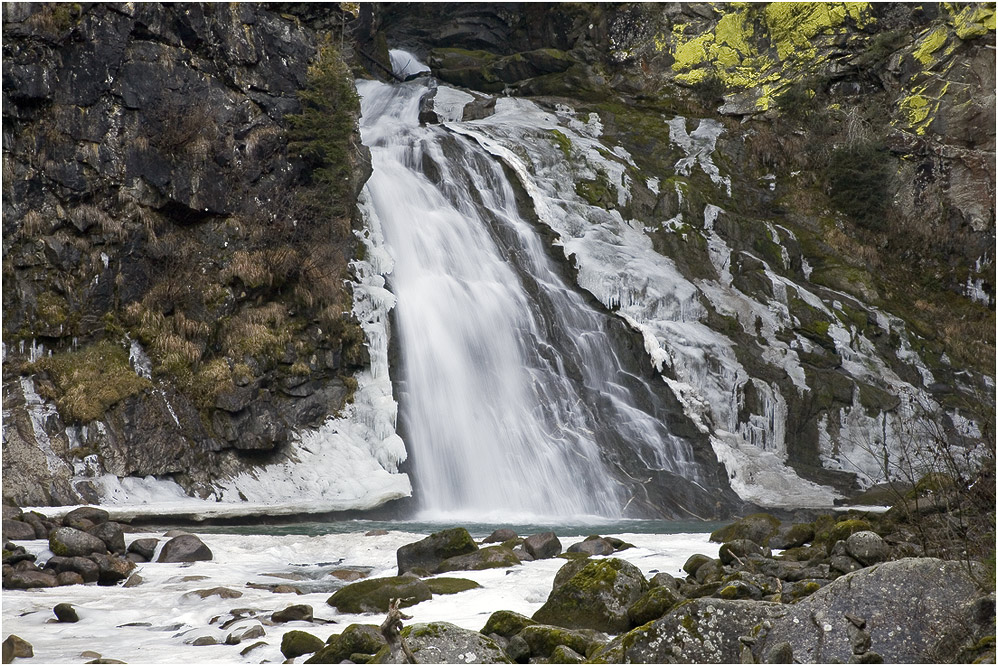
[288,39,361,222]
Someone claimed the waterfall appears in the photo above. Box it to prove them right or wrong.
[358,53,711,519]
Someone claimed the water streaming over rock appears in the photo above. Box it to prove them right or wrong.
[358,54,721,519]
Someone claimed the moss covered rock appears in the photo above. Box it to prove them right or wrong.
[281,630,324,659]
[425,577,481,595]
[771,522,815,549]
[517,624,604,659]
[627,585,684,626]
[397,528,478,576]
[480,610,537,639]
[532,558,649,633]
[435,545,520,573]
[710,513,782,546]
[591,598,785,664]
[305,624,385,664]
[326,576,431,613]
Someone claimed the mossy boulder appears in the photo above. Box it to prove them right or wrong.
[326,576,432,613]
[710,513,782,546]
[480,610,537,639]
[550,644,586,663]
[435,545,520,573]
[682,553,712,576]
[819,518,874,547]
[397,528,478,576]
[532,558,649,633]
[552,557,591,590]
[305,624,385,664]
[49,527,107,557]
[425,577,481,595]
[516,624,604,659]
[627,585,685,626]
[370,622,511,664]
[282,630,324,659]
[771,522,815,549]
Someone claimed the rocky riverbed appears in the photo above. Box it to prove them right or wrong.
[2,490,995,664]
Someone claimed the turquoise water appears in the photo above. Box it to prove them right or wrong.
[195,519,727,538]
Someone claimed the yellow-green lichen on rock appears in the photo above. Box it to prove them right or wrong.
[912,25,950,64]
[662,3,872,110]
[949,3,996,40]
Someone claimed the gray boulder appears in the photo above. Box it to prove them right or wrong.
[845,531,889,566]
[272,604,313,623]
[482,528,518,544]
[371,622,511,663]
[753,558,989,664]
[63,506,109,530]
[126,538,159,561]
[591,598,786,663]
[4,569,59,589]
[91,553,137,585]
[87,522,126,554]
[397,528,478,575]
[523,532,562,559]
[63,506,109,526]
[2,519,37,541]
[49,527,108,557]
[157,534,213,562]
[567,536,616,557]
[533,558,649,633]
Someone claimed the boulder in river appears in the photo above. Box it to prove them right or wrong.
[434,545,520,573]
[282,630,324,659]
[62,506,110,528]
[54,602,79,622]
[397,528,478,575]
[157,534,213,563]
[86,522,126,554]
[272,603,313,623]
[49,527,108,557]
[126,538,158,561]
[305,623,386,664]
[326,576,432,613]
[567,536,616,557]
[482,528,518,544]
[523,532,562,559]
[2,635,33,661]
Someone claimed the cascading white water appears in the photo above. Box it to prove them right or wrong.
[358,53,703,518]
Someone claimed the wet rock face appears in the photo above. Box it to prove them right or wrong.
[2,3,368,506]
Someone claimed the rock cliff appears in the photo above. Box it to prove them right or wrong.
[2,3,369,505]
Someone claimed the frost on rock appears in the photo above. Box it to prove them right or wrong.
[668,117,732,197]
[449,94,973,508]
